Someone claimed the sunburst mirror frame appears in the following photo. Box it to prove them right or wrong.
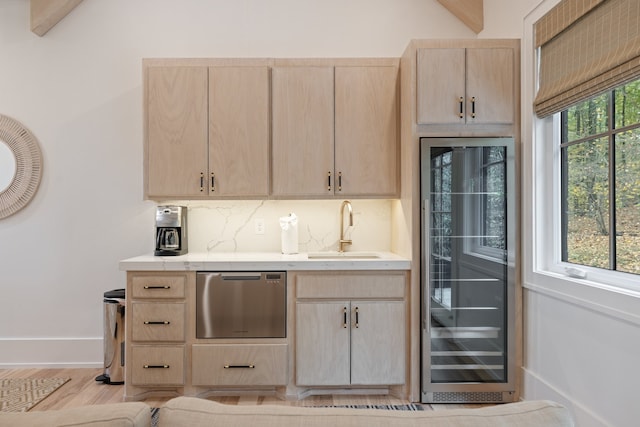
[0,114,43,219]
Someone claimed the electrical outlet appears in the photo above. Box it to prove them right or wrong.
[254,219,265,235]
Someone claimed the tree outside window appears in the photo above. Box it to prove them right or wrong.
[561,79,640,274]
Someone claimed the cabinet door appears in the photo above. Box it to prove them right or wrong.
[335,66,399,196]
[209,66,270,197]
[147,67,208,198]
[466,48,514,125]
[296,301,350,386]
[272,67,334,197]
[416,48,465,125]
[350,301,405,385]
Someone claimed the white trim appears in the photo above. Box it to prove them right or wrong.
[0,362,102,369]
[0,337,103,368]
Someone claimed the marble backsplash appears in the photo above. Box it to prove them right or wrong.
[167,199,392,254]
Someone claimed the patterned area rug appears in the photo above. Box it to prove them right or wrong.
[314,404,425,411]
[0,378,70,412]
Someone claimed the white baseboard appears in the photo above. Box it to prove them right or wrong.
[0,337,103,369]
[523,368,611,427]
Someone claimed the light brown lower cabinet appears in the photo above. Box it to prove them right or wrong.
[191,344,287,386]
[130,302,185,342]
[125,270,407,400]
[295,272,407,387]
[129,345,185,386]
[125,272,191,399]
[296,300,405,386]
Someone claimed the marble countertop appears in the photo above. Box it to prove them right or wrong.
[119,251,410,271]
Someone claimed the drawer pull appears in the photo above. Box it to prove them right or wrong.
[343,306,348,329]
[143,321,170,325]
[144,285,171,290]
[354,306,359,328]
[144,365,170,369]
[224,364,255,369]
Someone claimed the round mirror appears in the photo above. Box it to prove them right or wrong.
[0,141,16,192]
[0,114,43,219]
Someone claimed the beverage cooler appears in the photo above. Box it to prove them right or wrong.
[420,137,516,403]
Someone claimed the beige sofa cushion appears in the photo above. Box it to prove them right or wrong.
[159,397,573,427]
[0,402,150,427]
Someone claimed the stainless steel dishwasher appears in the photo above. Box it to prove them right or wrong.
[196,272,286,339]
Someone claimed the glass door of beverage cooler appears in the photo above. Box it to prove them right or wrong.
[420,137,516,403]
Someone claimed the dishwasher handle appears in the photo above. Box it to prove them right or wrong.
[220,273,262,281]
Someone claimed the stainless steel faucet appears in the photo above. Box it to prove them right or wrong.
[339,200,353,252]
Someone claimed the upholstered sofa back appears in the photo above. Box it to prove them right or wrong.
[159,397,574,427]
[0,401,150,427]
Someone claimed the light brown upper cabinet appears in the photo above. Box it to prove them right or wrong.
[271,66,335,198]
[335,66,399,197]
[208,66,269,197]
[271,62,399,198]
[416,47,514,125]
[146,66,208,198]
[145,64,269,199]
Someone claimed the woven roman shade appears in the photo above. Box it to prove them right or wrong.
[534,0,640,117]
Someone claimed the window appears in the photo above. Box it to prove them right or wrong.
[560,78,640,275]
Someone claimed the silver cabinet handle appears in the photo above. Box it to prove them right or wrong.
[144,365,169,369]
[144,285,171,290]
[343,306,348,328]
[354,306,359,328]
[143,321,170,325]
[224,364,255,369]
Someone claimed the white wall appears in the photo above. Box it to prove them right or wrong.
[0,0,536,386]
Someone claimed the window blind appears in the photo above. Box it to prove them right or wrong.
[534,0,640,117]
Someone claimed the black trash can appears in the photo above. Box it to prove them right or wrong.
[96,289,125,385]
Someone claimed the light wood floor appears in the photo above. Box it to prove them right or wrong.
[0,368,408,411]
[0,368,481,412]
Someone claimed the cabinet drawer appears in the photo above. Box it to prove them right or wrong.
[191,344,287,386]
[296,273,405,299]
[130,345,185,386]
[131,302,185,342]
[130,274,186,299]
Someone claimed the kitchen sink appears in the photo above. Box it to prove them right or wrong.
[307,252,381,260]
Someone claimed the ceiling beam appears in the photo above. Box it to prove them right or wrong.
[30,0,84,37]
[436,0,484,34]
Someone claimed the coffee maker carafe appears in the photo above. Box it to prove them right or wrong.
[155,206,188,256]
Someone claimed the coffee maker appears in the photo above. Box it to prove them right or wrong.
[154,206,188,256]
